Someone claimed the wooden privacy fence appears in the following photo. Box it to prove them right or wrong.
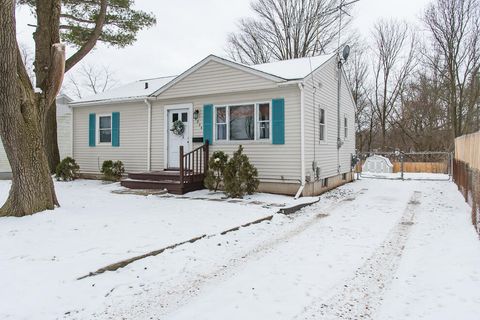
[392,162,448,173]
[453,131,480,233]
[356,160,449,174]
[455,131,480,170]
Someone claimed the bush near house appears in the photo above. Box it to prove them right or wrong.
[205,151,229,192]
[55,157,80,181]
[223,145,259,198]
[101,160,125,181]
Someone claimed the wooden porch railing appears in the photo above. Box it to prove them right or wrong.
[179,140,209,188]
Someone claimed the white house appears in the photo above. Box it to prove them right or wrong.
[69,54,356,196]
[0,94,73,178]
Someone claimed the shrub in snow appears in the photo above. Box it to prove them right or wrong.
[101,160,125,181]
[204,151,229,192]
[55,157,80,181]
[223,145,259,198]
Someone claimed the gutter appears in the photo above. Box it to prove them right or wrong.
[70,97,146,108]
[295,82,306,199]
[144,99,153,171]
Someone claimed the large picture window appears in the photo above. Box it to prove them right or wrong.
[99,115,112,143]
[230,104,254,140]
[214,102,271,142]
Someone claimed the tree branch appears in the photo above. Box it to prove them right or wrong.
[64,0,107,72]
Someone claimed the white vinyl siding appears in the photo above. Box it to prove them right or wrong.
[153,85,301,182]
[160,60,278,100]
[73,102,148,173]
[303,57,356,180]
[1,99,72,173]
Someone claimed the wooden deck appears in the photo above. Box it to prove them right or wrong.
[120,171,205,195]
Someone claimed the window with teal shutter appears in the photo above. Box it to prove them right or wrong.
[89,113,96,147]
[112,112,120,147]
[272,98,285,144]
[203,104,213,145]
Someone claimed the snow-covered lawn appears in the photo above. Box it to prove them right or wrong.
[1,176,480,320]
[0,180,296,319]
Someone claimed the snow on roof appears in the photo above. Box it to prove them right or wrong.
[71,76,176,104]
[249,54,335,80]
[71,54,335,105]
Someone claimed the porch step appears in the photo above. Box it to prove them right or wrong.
[121,170,205,195]
[128,171,182,181]
[120,179,183,194]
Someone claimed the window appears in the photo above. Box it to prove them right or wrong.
[216,107,227,140]
[214,102,271,142]
[322,178,328,188]
[230,104,254,140]
[99,115,112,143]
[319,108,326,142]
[342,173,347,180]
[257,103,270,140]
[344,115,348,139]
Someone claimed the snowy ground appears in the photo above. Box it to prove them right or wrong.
[1,176,480,320]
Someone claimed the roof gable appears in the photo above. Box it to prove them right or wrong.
[152,55,285,98]
[155,56,285,99]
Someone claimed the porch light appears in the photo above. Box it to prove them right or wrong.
[193,109,199,120]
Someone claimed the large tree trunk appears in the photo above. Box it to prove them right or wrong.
[0,100,59,217]
[44,100,61,173]
[0,0,59,217]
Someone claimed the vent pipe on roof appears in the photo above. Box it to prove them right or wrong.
[145,82,149,89]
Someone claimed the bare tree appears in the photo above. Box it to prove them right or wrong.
[65,63,118,99]
[423,0,480,139]
[226,0,354,64]
[344,43,373,151]
[370,19,417,148]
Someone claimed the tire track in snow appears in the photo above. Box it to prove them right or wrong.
[295,191,422,320]
[93,188,368,319]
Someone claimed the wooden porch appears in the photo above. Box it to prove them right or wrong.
[121,142,209,195]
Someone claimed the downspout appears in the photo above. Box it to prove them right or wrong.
[336,55,343,174]
[295,83,306,199]
[144,99,152,171]
[70,105,74,158]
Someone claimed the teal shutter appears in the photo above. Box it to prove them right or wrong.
[272,98,285,144]
[112,112,120,147]
[89,113,96,147]
[203,104,213,145]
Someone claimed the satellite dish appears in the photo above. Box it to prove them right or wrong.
[342,45,351,62]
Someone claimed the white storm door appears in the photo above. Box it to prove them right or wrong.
[167,107,191,168]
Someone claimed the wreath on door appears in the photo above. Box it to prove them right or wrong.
[171,120,185,136]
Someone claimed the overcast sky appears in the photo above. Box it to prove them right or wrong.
[16,0,432,87]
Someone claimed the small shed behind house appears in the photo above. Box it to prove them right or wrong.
[362,155,394,173]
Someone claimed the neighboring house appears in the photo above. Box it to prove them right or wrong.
[0,94,72,177]
[69,54,356,196]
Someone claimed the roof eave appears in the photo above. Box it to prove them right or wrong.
[69,96,147,108]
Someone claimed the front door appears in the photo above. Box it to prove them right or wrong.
[167,107,191,169]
